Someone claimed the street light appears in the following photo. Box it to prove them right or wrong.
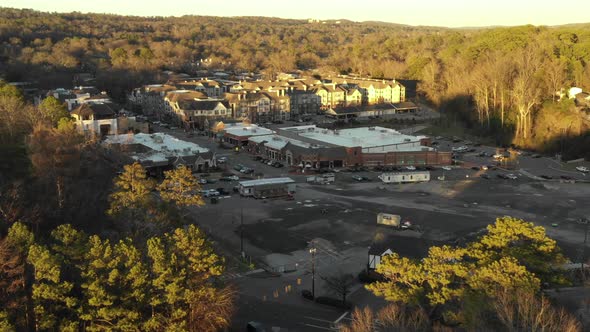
[309,245,317,298]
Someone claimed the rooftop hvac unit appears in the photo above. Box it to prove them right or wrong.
[369,127,375,130]
[322,130,328,134]
[243,127,248,130]
[272,136,281,141]
[251,129,257,133]
[380,129,387,133]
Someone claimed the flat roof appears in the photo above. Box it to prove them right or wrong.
[280,125,427,149]
[248,134,319,150]
[239,177,295,187]
[380,171,430,176]
[223,123,275,138]
[104,133,209,163]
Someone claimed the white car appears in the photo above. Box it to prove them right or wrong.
[506,174,518,180]
[480,165,488,170]
[405,166,416,171]
[201,189,220,197]
[493,154,504,159]
[576,166,589,173]
[442,166,452,171]
[217,156,227,164]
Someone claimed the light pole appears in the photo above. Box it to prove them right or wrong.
[310,245,317,298]
[240,208,244,258]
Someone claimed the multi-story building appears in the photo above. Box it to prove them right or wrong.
[225,91,290,123]
[164,90,229,129]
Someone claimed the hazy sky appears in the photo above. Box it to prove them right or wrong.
[4,0,590,28]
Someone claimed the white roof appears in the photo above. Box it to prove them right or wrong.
[380,171,430,176]
[239,177,295,187]
[104,133,209,163]
[282,125,427,149]
[248,134,316,150]
[223,123,274,137]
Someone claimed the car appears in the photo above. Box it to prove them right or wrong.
[247,321,267,332]
[435,136,444,140]
[253,156,263,161]
[425,166,436,170]
[480,165,488,170]
[506,174,518,180]
[242,168,254,174]
[216,188,230,195]
[217,156,227,164]
[467,148,476,152]
[442,166,452,171]
[201,189,220,197]
[266,160,274,166]
[471,166,480,170]
[575,166,589,173]
[233,164,245,171]
[560,175,574,180]
[539,175,553,180]
[405,166,416,171]
[352,175,364,181]
[532,154,542,158]
[272,162,284,168]
[493,154,504,159]
[198,178,207,184]
[452,137,462,143]
[497,174,508,179]
[206,178,217,184]
[301,290,314,301]
[480,174,490,179]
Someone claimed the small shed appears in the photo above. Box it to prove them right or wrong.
[238,177,296,198]
[378,171,430,184]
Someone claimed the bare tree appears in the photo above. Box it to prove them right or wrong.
[511,47,543,142]
[321,272,355,304]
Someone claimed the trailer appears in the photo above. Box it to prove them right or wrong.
[306,173,335,184]
[238,177,296,198]
[378,171,430,184]
[377,213,412,229]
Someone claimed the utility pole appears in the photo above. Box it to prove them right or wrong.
[310,243,317,298]
[240,208,244,258]
[581,221,589,281]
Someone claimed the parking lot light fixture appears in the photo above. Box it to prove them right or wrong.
[309,246,317,298]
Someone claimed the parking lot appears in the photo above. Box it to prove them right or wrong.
[149,123,590,331]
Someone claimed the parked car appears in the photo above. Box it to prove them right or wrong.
[425,166,436,170]
[575,166,589,173]
[532,154,542,158]
[442,166,452,171]
[452,137,462,143]
[247,321,267,332]
[233,164,245,171]
[301,290,314,301]
[201,189,220,197]
[198,178,207,184]
[216,188,230,195]
[480,174,490,179]
[217,156,227,164]
[241,168,254,174]
[540,175,553,180]
[272,161,284,168]
[506,174,518,180]
[497,174,509,179]
[471,166,480,170]
[352,175,363,181]
[206,178,217,184]
[405,166,416,171]
[560,175,574,180]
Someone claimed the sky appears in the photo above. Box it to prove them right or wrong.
[4,0,590,28]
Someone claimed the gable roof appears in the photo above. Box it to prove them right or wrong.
[72,103,115,117]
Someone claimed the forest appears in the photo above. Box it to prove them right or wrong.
[1,9,590,156]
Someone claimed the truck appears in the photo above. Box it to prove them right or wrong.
[377,213,412,229]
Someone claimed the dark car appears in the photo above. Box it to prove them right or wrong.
[540,175,553,180]
[497,174,508,179]
[216,188,230,195]
[532,154,542,158]
[480,174,490,179]
[301,289,314,301]
[431,141,439,146]
[560,175,574,180]
[471,166,480,171]
[425,166,436,170]
[272,161,284,168]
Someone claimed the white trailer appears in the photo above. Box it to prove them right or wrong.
[306,173,335,184]
[377,213,401,227]
[378,171,430,184]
